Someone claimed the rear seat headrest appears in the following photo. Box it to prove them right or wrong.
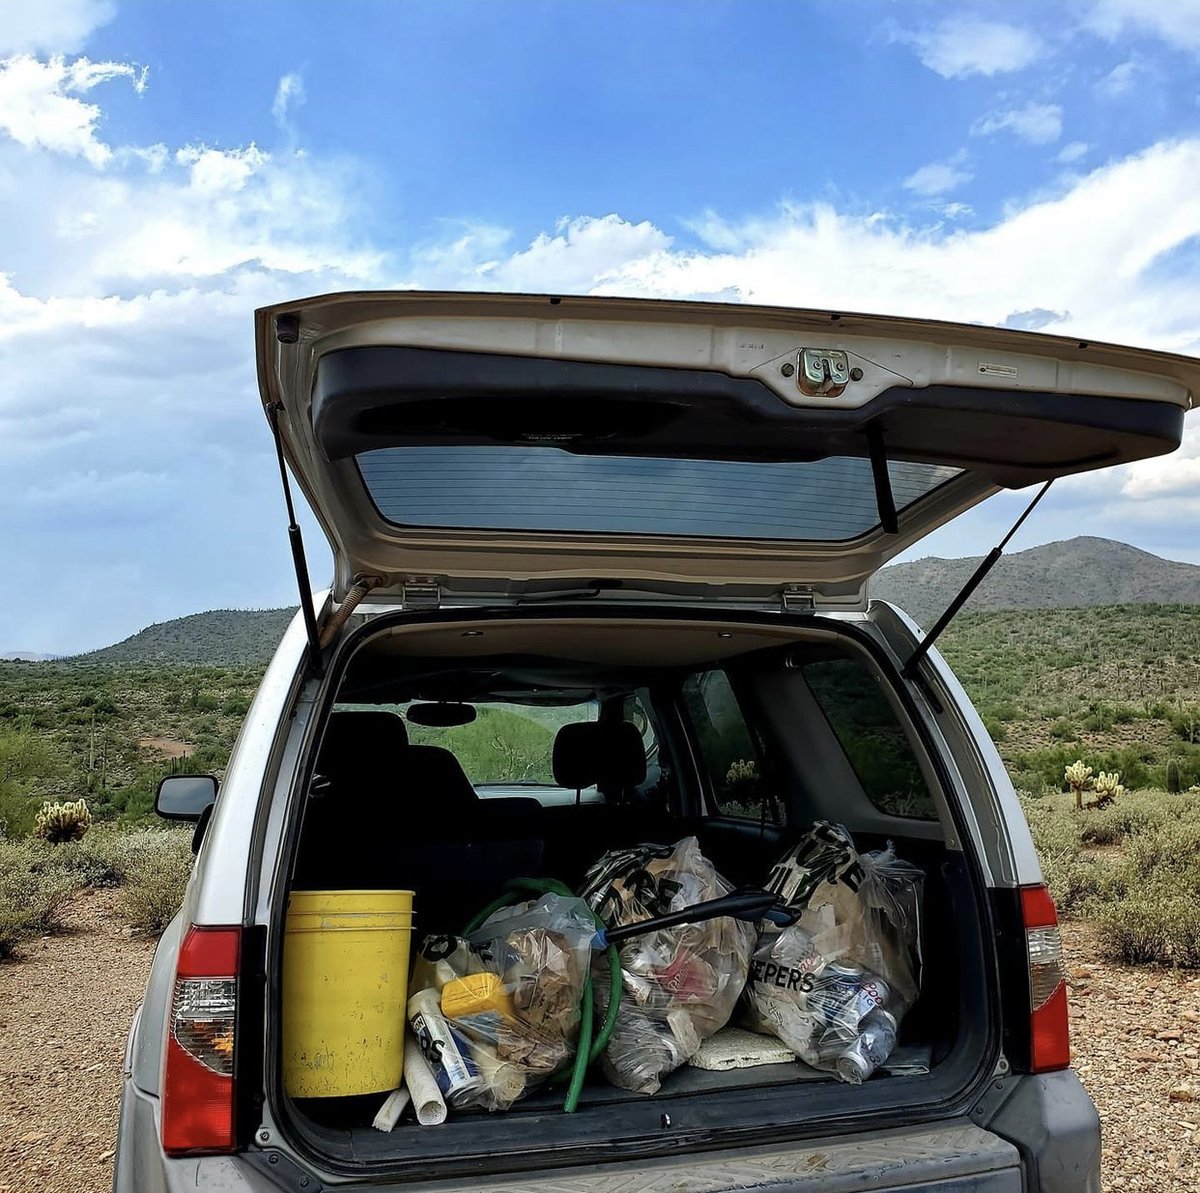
[553,721,647,792]
[400,744,479,811]
[319,710,409,779]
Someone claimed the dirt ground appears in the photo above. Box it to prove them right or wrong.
[0,890,156,1193]
[0,897,1197,1192]
[137,736,193,760]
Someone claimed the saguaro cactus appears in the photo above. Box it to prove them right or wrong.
[1167,759,1182,794]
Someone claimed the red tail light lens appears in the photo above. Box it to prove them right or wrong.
[1020,885,1070,1073]
[162,926,241,1156]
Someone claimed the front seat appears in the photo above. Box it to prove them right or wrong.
[544,721,661,882]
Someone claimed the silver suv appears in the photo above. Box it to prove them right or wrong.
[114,291,1195,1193]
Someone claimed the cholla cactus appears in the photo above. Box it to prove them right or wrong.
[33,798,91,843]
[726,758,759,786]
[1090,771,1125,809]
[1064,760,1094,810]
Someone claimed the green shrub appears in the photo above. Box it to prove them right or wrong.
[0,838,77,957]
[1169,706,1200,745]
[111,829,194,932]
[47,836,125,888]
[1078,795,1174,845]
[1097,893,1200,967]
[1019,793,1081,856]
[1042,853,1106,916]
[1009,767,1048,797]
[981,716,1007,743]
[1126,820,1200,879]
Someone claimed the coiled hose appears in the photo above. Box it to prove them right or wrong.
[463,877,622,1113]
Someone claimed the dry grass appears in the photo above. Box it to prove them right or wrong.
[0,827,193,956]
[1021,788,1200,967]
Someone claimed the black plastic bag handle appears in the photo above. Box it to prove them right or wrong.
[595,887,796,948]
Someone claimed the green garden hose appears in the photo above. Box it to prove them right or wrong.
[463,876,622,1113]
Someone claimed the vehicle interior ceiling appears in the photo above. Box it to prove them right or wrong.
[287,616,983,1121]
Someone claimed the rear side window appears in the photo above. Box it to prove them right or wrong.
[801,658,937,820]
[682,670,785,825]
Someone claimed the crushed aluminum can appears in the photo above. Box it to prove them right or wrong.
[834,1009,898,1084]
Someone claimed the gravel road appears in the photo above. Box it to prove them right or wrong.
[1,897,1196,1192]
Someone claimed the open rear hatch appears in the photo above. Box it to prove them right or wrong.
[256,291,1193,609]
[255,293,1191,1179]
[272,609,999,1182]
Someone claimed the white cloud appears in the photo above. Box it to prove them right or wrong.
[4,33,1200,648]
[272,72,305,135]
[0,0,114,56]
[381,139,1200,372]
[1096,60,1141,98]
[1057,140,1089,164]
[892,18,1042,79]
[0,48,391,649]
[487,214,671,291]
[940,202,973,219]
[0,53,145,165]
[1121,426,1200,499]
[902,156,973,196]
[1085,0,1200,53]
[972,102,1063,145]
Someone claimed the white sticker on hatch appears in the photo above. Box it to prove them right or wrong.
[978,362,1020,378]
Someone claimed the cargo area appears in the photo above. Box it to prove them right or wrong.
[272,612,997,1177]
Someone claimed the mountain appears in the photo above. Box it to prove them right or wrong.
[69,608,297,666]
[874,537,1200,625]
[35,538,1200,667]
[0,651,59,662]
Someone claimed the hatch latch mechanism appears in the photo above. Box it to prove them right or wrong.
[782,586,816,614]
[798,349,851,397]
[400,579,441,611]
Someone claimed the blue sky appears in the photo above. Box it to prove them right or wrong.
[1,0,1199,652]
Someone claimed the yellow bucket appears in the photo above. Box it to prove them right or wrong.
[282,889,414,1099]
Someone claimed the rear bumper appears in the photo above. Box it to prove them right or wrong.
[116,1080,1019,1192]
[114,1070,1098,1192]
[978,1070,1101,1193]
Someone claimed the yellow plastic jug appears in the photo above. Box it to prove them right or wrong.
[282,889,414,1098]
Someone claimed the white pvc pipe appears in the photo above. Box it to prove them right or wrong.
[402,1037,448,1126]
[371,1085,412,1132]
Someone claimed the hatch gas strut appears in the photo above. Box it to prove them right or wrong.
[266,401,324,676]
[901,479,1053,679]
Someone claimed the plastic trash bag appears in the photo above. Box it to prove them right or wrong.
[580,836,756,1094]
[407,892,596,1111]
[858,842,924,1009]
[742,823,924,1084]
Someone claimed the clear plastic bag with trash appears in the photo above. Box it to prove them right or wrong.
[741,822,924,1084]
[406,891,597,1111]
[580,836,756,1094]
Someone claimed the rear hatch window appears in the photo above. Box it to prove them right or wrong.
[357,448,963,540]
[257,293,1194,600]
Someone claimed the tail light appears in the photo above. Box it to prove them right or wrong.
[162,926,241,1156]
[1020,885,1070,1073]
